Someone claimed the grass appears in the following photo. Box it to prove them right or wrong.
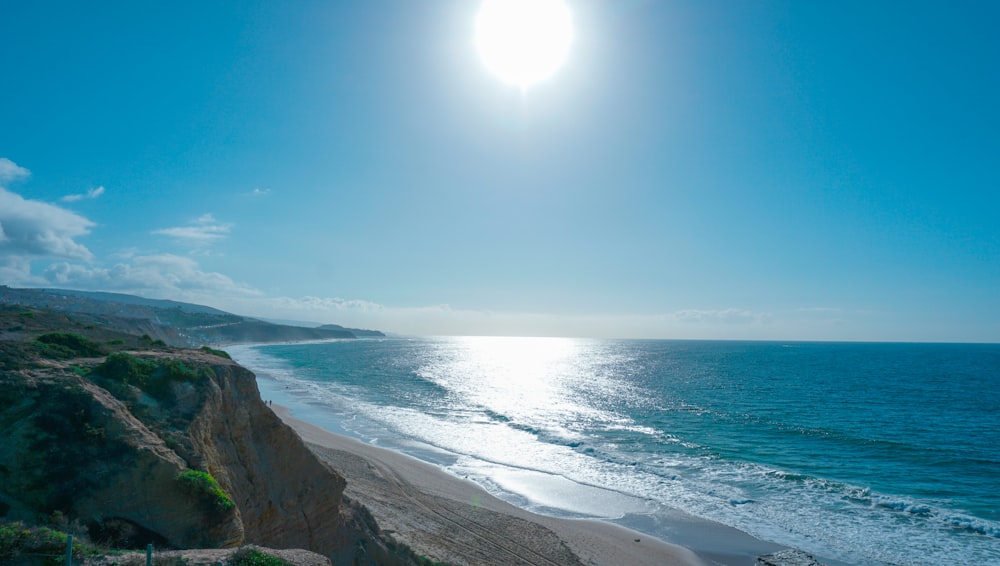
[94,352,158,388]
[23,383,129,511]
[92,353,214,404]
[175,470,235,514]
[36,332,106,359]
[1,520,187,565]
[199,346,232,360]
[0,521,98,564]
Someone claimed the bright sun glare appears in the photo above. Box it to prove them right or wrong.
[475,0,573,89]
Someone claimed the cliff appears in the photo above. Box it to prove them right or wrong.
[0,323,410,564]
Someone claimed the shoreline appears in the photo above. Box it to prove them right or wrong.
[270,402,785,565]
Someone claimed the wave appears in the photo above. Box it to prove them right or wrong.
[232,340,1000,566]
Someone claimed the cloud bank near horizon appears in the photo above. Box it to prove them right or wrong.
[0,157,941,342]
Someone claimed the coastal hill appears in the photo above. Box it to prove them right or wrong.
[0,304,413,565]
[0,286,384,347]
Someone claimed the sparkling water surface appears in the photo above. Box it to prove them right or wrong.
[229,338,1000,565]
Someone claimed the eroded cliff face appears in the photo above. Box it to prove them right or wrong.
[0,350,401,565]
[183,354,363,557]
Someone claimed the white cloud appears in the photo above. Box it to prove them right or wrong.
[250,188,271,196]
[152,213,233,244]
[669,308,771,324]
[109,247,139,260]
[795,307,842,313]
[0,158,30,183]
[0,257,46,286]
[61,186,106,202]
[201,297,775,340]
[0,187,95,261]
[43,253,260,300]
[266,295,385,312]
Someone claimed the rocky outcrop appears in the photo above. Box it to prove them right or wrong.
[0,349,406,565]
[183,353,357,555]
[0,368,238,548]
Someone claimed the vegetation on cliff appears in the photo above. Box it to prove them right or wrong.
[175,470,236,515]
[0,303,418,565]
[36,332,107,359]
[92,351,215,405]
[0,520,102,564]
[1,286,383,346]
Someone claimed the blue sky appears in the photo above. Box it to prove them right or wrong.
[1,0,998,341]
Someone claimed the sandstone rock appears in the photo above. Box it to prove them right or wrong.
[0,350,407,565]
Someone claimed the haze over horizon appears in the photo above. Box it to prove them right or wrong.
[1,1,998,342]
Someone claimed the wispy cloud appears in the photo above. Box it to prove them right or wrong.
[0,157,30,183]
[795,307,843,313]
[152,213,233,244]
[261,295,385,313]
[44,253,260,299]
[250,187,271,196]
[62,186,106,202]
[669,308,771,324]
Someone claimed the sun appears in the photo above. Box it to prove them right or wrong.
[475,0,573,89]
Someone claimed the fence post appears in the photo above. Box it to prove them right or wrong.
[146,543,153,566]
[65,534,73,566]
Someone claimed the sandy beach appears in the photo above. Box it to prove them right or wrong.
[271,405,785,566]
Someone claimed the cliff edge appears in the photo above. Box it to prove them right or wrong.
[0,314,410,565]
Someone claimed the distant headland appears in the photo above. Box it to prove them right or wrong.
[0,286,385,347]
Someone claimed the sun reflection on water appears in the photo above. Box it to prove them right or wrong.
[416,336,640,442]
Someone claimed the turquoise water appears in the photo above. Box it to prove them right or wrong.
[229,338,1000,565]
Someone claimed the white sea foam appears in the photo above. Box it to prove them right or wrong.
[230,340,1000,566]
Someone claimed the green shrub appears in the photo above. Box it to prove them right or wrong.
[158,360,199,382]
[199,346,232,360]
[36,332,105,358]
[0,520,96,562]
[95,353,212,404]
[26,385,130,510]
[175,470,235,514]
[94,352,157,388]
[146,360,212,400]
[229,547,290,566]
[164,435,180,451]
[0,341,34,370]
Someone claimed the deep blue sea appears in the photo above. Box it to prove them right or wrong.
[229,338,1000,565]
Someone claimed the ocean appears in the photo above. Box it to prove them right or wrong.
[228,338,1000,565]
